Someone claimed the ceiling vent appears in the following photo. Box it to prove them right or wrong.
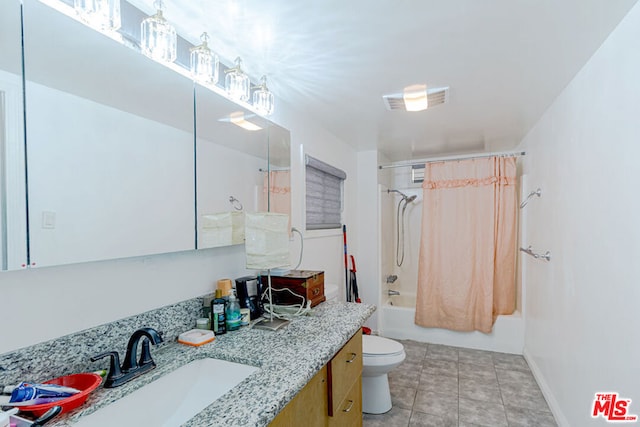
[382,86,449,111]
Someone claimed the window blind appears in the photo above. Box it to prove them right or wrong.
[305,155,346,230]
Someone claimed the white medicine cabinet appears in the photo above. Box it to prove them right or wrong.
[0,0,291,271]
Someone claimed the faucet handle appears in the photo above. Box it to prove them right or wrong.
[91,351,124,387]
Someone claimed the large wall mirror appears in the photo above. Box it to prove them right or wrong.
[194,87,291,249]
[0,0,28,271]
[23,0,196,268]
[0,0,291,270]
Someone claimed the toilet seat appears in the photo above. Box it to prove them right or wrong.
[362,335,404,357]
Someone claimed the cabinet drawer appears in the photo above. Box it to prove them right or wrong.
[329,376,362,427]
[328,332,362,415]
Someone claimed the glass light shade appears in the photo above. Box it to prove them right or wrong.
[141,1,177,63]
[253,76,274,116]
[190,32,219,85]
[244,212,289,270]
[74,0,121,31]
[225,57,250,102]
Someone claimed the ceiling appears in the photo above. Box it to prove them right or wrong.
[131,0,637,162]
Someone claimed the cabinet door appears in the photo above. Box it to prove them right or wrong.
[291,365,328,426]
[270,365,328,427]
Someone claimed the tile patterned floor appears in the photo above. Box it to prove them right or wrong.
[362,340,557,427]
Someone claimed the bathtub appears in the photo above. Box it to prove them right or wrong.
[380,293,524,354]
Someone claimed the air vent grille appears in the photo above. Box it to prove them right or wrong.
[382,86,449,111]
[411,165,425,183]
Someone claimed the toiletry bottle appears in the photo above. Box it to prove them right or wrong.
[225,291,242,331]
[5,382,79,403]
[211,289,227,335]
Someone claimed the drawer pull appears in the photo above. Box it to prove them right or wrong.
[313,288,320,296]
[342,400,354,413]
[346,352,357,363]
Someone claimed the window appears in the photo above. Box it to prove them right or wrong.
[305,155,346,230]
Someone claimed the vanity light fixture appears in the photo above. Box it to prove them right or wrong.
[140,0,177,63]
[403,84,429,111]
[252,75,275,116]
[190,32,219,85]
[225,57,251,102]
[73,0,121,31]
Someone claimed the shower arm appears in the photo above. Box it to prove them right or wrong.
[519,188,541,209]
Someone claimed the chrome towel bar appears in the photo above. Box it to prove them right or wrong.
[520,246,551,261]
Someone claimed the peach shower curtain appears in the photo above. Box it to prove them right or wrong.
[414,156,517,333]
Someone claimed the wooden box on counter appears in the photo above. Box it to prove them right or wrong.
[262,270,325,307]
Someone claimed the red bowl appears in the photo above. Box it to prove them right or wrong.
[17,373,103,417]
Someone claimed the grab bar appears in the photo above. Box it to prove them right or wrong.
[520,188,542,209]
[520,246,551,261]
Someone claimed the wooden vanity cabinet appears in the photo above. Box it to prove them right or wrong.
[270,365,328,427]
[269,332,362,427]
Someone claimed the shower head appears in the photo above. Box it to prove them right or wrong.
[405,195,417,203]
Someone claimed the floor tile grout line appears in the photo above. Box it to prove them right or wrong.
[388,341,554,427]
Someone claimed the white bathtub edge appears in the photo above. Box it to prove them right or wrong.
[380,306,525,354]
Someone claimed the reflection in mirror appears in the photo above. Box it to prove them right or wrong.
[265,125,291,218]
[194,84,291,249]
[23,0,195,267]
[0,0,28,271]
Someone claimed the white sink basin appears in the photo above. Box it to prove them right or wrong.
[74,358,259,427]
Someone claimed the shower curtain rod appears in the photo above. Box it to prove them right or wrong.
[378,150,526,170]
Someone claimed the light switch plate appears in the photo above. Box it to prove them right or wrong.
[42,211,56,229]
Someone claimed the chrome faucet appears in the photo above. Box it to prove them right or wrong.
[91,327,164,388]
[387,289,400,296]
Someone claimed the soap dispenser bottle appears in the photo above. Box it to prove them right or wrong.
[225,290,242,331]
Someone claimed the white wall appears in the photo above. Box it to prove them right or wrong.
[0,99,358,355]
[272,103,359,300]
[356,150,379,328]
[521,3,640,425]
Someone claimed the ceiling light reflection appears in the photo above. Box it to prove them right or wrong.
[227,112,262,131]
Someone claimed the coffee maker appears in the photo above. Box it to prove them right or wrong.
[235,276,263,320]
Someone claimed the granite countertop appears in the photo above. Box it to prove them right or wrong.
[48,301,375,427]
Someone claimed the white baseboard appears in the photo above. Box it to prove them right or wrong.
[523,347,570,427]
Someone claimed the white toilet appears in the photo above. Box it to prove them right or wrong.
[361,335,406,414]
[323,284,405,414]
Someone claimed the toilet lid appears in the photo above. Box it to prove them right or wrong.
[362,335,404,356]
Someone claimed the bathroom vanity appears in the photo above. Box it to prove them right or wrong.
[269,332,363,426]
[0,299,374,427]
